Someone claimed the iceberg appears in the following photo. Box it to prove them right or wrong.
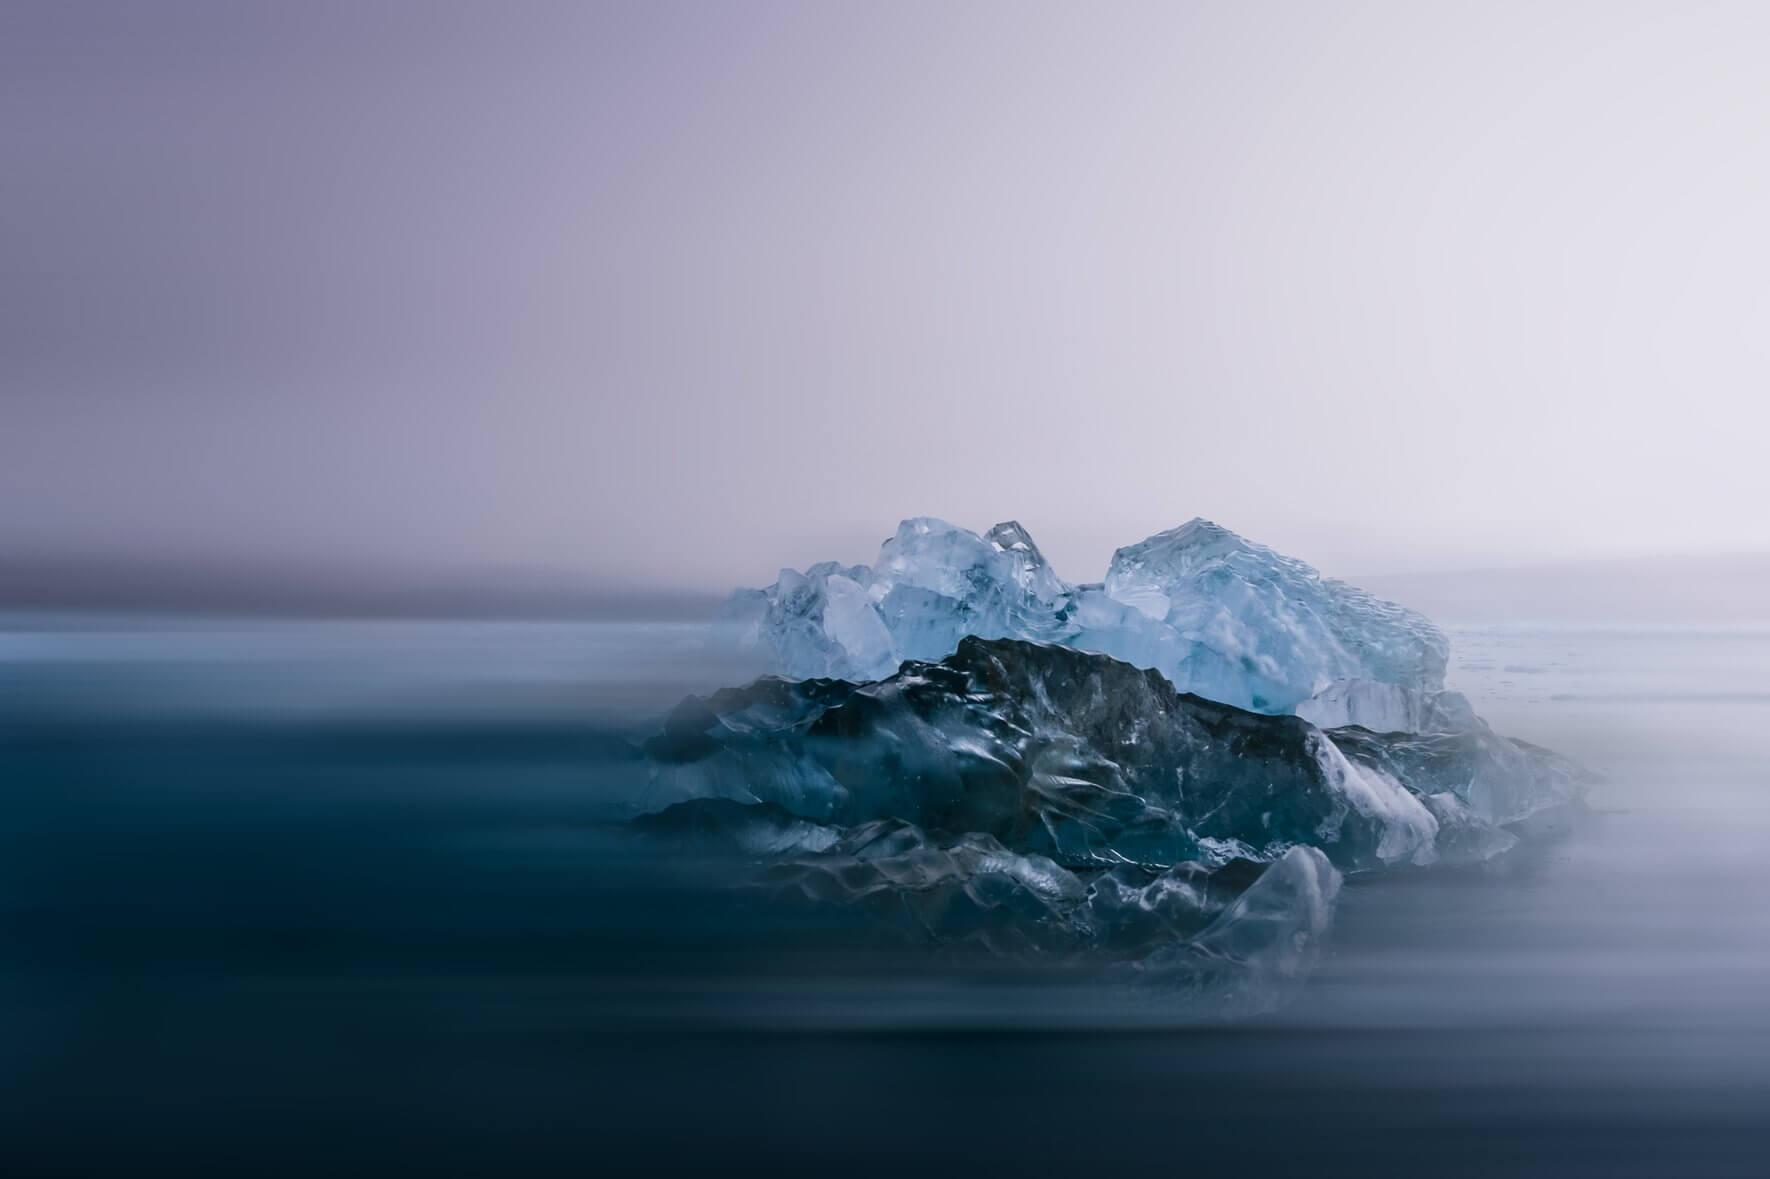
[625,637,1585,1011]
[642,636,1578,872]
[727,517,1450,731]
[642,519,1591,1012]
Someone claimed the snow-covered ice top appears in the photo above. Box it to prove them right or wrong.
[725,516,1452,730]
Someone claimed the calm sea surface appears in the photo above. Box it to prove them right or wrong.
[4,616,1768,1176]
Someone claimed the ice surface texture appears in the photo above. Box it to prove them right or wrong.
[643,637,1579,873]
[630,637,1583,1011]
[727,517,1451,731]
[637,799,1340,1014]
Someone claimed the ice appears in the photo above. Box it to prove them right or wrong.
[685,523,1592,1006]
[728,516,1451,728]
[632,797,842,857]
[1418,791,1520,864]
[1294,678,1423,732]
[1172,845,1341,1001]
[636,799,1341,1007]
[1099,520,1448,722]
[640,636,1569,873]
[1303,729,1439,866]
[629,635,1585,1009]
[1327,723,1588,828]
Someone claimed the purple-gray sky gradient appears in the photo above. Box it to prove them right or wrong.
[6,1,1770,592]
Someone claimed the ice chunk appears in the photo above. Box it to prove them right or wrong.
[1418,791,1519,864]
[728,516,1451,728]
[1182,845,1341,982]
[629,636,1584,1011]
[1141,844,1343,1015]
[1295,679,1423,732]
[641,636,1556,872]
[1098,519,1448,718]
[819,573,894,677]
[1326,721,1590,828]
[726,564,886,681]
[1304,729,1438,867]
[636,798,1343,997]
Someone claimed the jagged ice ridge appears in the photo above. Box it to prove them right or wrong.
[725,517,1455,732]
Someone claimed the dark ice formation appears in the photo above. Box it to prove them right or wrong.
[644,637,1580,873]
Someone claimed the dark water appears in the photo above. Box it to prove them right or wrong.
[4,618,1769,1176]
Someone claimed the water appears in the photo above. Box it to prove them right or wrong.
[3,616,1768,1175]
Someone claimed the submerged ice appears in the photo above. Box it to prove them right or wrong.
[638,797,1341,1013]
[726,517,1452,731]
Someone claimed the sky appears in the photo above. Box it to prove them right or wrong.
[6,1,1770,595]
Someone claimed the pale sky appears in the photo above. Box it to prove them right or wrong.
[6,1,1770,592]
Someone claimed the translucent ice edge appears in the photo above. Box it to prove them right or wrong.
[726,517,1451,730]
